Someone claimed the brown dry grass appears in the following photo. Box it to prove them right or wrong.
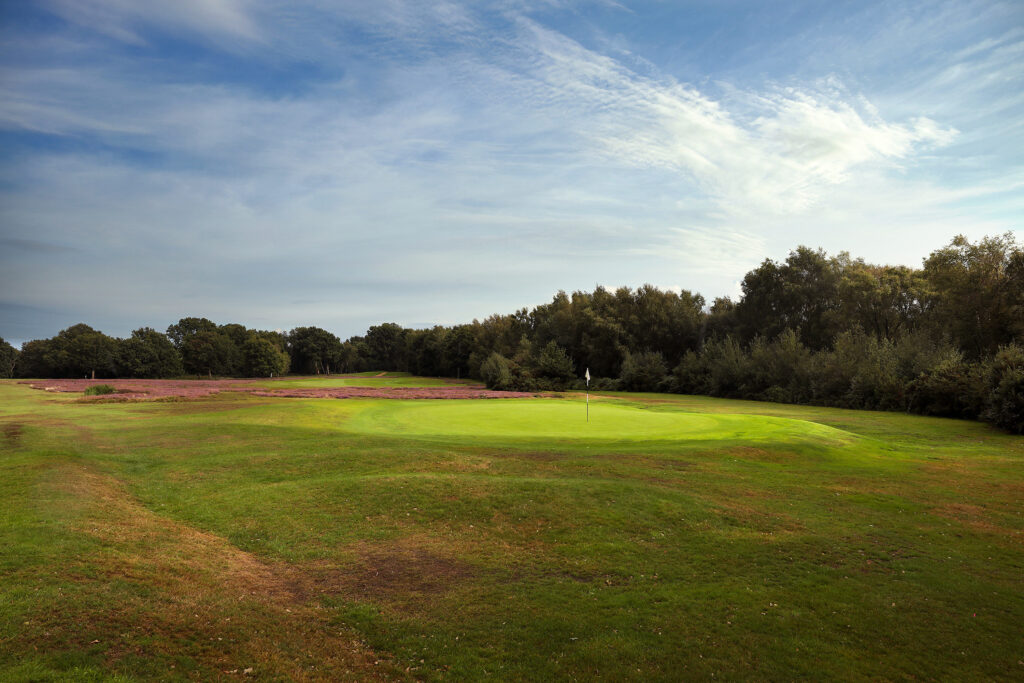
[306,540,478,602]
[24,463,401,681]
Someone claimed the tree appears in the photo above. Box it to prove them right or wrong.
[339,338,369,373]
[181,330,237,377]
[984,344,1024,433]
[0,337,17,379]
[244,336,290,377]
[704,297,739,343]
[837,263,927,341]
[48,324,117,379]
[535,340,574,386]
[479,352,513,390]
[922,233,1022,357]
[364,323,407,371]
[166,317,217,349]
[736,247,842,350]
[217,323,250,375]
[407,327,449,377]
[116,328,183,378]
[287,326,342,374]
[14,339,53,378]
[443,325,477,379]
[618,351,668,392]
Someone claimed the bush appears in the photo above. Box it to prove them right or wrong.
[747,329,814,403]
[670,350,708,394]
[983,344,1024,434]
[589,376,620,391]
[244,337,289,377]
[703,337,752,398]
[84,384,117,396]
[618,351,668,392]
[535,341,575,386]
[906,352,987,419]
[479,353,513,390]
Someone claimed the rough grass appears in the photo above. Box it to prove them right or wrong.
[1,379,1022,680]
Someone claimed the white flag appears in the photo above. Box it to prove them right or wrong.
[585,368,590,382]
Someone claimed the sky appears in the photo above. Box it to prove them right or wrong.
[1,0,1021,346]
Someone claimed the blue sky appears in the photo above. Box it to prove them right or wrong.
[1,0,1021,345]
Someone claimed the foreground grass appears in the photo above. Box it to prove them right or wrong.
[1,380,1022,680]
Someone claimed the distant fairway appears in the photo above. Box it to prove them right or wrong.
[346,398,854,447]
[1,378,1022,681]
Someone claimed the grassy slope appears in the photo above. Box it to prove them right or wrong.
[1,380,1021,681]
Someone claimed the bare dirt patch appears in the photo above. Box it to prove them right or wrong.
[324,544,477,599]
[2,422,23,445]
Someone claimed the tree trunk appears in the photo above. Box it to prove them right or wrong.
[91,369,95,380]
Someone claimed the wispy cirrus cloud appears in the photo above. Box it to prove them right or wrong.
[39,0,262,45]
[0,0,1018,343]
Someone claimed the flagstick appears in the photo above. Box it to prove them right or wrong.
[585,367,590,423]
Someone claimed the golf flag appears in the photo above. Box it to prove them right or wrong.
[585,368,590,422]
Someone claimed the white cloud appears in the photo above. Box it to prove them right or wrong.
[0,0,1017,340]
[41,0,262,45]
[498,19,958,215]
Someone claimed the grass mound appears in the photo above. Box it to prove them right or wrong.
[83,384,116,396]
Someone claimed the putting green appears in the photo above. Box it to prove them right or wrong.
[344,398,853,445]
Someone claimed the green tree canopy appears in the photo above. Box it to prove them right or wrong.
[287,326,342,374]
[181,330,237,377]
[166,317,217,349]
[0,337,17,379]
[244,336,289,377]
[116,328,183,378]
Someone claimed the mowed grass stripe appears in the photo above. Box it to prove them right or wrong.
[344,398,856,445]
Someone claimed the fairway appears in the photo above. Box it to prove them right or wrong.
[2,379,1022,681]
[346,398,854,446]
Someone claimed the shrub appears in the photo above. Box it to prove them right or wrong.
[535,341,575,385]
[703,337,752,398]
[618,351,668,392]
[983,344,1024,434]
[747,329,814,403]
[670,350,708,394]
[479,353,513,390]
[84,384,117,396]
[906,352,987,419]
[589,376,620,391]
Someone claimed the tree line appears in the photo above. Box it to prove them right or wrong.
[1,233,1021,432]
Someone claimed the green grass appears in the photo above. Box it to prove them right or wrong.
[1,380,1022,680]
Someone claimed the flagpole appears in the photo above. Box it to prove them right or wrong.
[585,367,590,422]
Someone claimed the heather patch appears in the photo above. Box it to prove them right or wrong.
[20,378,529,401]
